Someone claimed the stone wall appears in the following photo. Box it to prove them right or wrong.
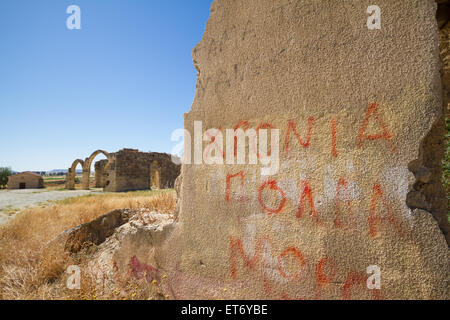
[94,159,108,188]
[159,0,450,299]
[104,149,180,192]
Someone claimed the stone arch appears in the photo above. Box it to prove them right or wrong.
[81,150,110,190]
[87,150,110,165]
[65,159,84,190]
[150,160,161,190]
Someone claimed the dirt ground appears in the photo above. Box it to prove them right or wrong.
[0,189,101,224]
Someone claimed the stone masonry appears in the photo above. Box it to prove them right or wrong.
[94,159,109,188]
[104,149,180,192]
[66,149,180,192]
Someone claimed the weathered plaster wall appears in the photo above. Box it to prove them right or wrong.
[161,0,449,299]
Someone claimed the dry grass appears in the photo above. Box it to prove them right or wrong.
[0,189,175,300]
[65,266,170,301]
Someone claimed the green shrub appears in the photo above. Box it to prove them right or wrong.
[0,167,12,188]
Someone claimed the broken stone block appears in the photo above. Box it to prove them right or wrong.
[59,209,134,253]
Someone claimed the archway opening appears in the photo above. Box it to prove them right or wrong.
[66,159,84,190]
[150,160,161,190]
[82,150,110,190]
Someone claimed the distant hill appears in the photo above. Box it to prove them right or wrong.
[46,169,82,175]
[47,169,69,174]
[9,169,84,176]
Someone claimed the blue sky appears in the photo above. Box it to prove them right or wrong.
[0,0,213,171]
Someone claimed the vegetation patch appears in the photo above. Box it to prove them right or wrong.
[0,189,175,299]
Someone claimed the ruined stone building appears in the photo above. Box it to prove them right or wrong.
[7,172,44,189]
[65,148,180,192]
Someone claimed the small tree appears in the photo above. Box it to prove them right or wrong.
[0,167,12,188]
